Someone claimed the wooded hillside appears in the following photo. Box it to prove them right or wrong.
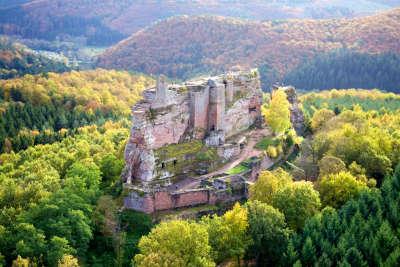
[0,0,399,45]
[0,69,153,152]
[97,9,400,88]
[0,37,69,79]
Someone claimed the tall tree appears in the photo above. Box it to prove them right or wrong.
[272,181,321,230]
[134,220,215,267]
[317,171,369,208]
[263,89,291,135]
[201,203,250,265]
[249,168,292,204]
[246,201,290,266]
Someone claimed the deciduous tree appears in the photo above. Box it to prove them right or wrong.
[134,220,214,267]
[317,171,368,208]
[246,201,290,266]
[249,168,292,204]
[263,89,291,135]
[202,203,250,265]
[272,181,321,230]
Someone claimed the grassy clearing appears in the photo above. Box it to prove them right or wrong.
[226,163,250,175]
[300,89,400,117]
[255,137,279,150]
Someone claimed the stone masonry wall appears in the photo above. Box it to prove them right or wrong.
[190,87,210,139]
[124,187,247,214]
[123,69,262,185]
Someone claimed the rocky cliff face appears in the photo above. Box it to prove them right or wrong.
[123,89,191,184]
[122,69,263,186]
[282,86,306,135]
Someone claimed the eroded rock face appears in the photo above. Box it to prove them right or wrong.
[282,86,305,136]
[122,69,263,185]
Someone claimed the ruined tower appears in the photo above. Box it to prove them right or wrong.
[208,79,225,132]
[153,75,168,107]
[190,86,210,139]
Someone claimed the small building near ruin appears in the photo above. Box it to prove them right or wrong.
[122,69,265,213]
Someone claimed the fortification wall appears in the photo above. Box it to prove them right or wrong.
[123,69,262,185]
[124,185,247,214]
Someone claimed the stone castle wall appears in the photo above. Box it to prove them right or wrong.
[123,69,263,185]
[122,74,306,214]
[124,186,247,213]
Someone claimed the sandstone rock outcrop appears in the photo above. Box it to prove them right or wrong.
[123,69,263,186]
[279,85,306,135]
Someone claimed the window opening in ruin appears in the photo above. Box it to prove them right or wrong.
[173,160,177,166]
[211,125,215,131]
[249,107,257,113]
[161,162,165,169]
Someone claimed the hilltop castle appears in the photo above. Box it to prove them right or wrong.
[123,69,263,186]
[121,69,306,213]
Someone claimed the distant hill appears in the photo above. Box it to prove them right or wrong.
[0,0,399,46]
[0,37,70,79]
[97,8,400,89]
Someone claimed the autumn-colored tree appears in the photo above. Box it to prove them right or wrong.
[58,255,80,267]
[201,203,250,265]
[317,171,369,208]
[250,168,292,204]
[311,108,335,131]
[263,89,291,135]
[11,256,30,267]
[134,220,215,267]
[272,181,321,230]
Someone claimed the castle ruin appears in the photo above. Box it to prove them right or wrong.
[122,69,267,213]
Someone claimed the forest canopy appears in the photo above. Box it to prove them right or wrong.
[0,37,70,79]
[283,50,400,93]
[0,69,153,152]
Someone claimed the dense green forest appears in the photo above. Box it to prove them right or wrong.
[1,87,399,266]
[0,69,154,266]
[283,51,400,93]
[0,37,70,79]
[0,121,153,266]
[0,69,153,153]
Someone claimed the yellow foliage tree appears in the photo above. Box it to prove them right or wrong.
[201,203,250,265]
[12,256,30,267]
[266,145,278,158]
[263,89,291,135]
[317,171,369,208]
[134,220,215,267]
[250,168,292,204]
[311,108,335,131]
[58,255,80,267]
